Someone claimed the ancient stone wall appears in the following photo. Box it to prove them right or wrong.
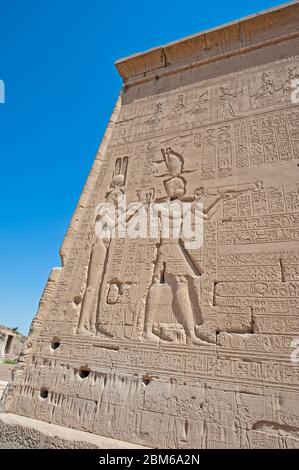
[2,2,299,448]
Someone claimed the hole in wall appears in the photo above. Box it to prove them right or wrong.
[142,374,152,386]
[50,337,61,351]
[73,295,82,305]
[40,388,48,399]
[78,368,91,379]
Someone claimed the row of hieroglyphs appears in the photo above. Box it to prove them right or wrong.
[107,115,299,194]
[219,212,299,243]
[5,352,299,448]
[222,190,299,218]
[23,335,299,374]
[113,59,299,145]
[217,252,299,282]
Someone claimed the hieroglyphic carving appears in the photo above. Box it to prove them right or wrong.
[111,57,299,146]
[3,4,299,450]
[219,86,242,119]
[194,124,233,179]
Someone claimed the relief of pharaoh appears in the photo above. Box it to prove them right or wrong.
[143,147,263,345]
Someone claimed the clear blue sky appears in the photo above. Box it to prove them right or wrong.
[0,0,287,334]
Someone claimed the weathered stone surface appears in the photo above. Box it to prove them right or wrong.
[0,413,146,449]
[1,2,299,449]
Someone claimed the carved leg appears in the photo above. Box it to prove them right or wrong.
[174,279,208,346]
[78,286,99,335]
[144,283,163,342]
[78,239,108,335]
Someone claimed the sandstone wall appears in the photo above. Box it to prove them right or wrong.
[2,2,299,448]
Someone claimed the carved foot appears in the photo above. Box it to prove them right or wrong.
[97,326,113,338]
[77,326,96,336]
[186,335,210,346]
[144,332,161,343]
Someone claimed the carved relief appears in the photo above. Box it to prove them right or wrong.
[77,158,129,335]
[3,4,299,450]
[219,86,242,120]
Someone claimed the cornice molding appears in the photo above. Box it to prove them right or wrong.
[115,1,299,87]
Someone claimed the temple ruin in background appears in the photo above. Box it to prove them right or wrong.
[0,326,26,361]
